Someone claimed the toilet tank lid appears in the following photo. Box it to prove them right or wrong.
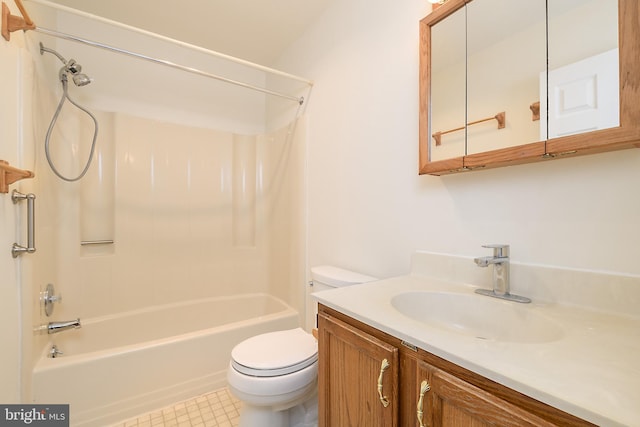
[311,265,377,288]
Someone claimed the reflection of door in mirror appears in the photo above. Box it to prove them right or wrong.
[430,6,466,162]
[544,0,619,140]
[466,0,546,155]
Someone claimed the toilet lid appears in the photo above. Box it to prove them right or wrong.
[231,328,318,377]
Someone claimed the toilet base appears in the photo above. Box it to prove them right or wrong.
[237,389,318,427]
[289,395,318,427]
[238,404,288,427]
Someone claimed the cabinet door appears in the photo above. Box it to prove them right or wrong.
[318,312,398,427]
[418,362,555,427]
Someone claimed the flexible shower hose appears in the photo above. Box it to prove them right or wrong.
[44,77,99,182]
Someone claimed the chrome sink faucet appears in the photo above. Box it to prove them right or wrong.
[474,244,531,303]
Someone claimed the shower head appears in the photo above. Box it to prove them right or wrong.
[41,42,99,183]
[40,42,92,86]
[72,73,92,87]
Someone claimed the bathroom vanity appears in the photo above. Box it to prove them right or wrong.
[314,253,640,427]
[318,304,589,427]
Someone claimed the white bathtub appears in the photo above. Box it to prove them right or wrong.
[32,293,299,427]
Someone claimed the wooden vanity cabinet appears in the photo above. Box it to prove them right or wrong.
[318,304,595,427]
[317,310,398,426]
[416,361,555,426]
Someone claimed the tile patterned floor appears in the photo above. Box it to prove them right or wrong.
[114,388,241,427]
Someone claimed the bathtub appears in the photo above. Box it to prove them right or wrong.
[32,293,299,427]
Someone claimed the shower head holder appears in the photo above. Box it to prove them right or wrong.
[64,58,82,74]
[41,42,93,87]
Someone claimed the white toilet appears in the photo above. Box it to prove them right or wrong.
[227,266,377,427]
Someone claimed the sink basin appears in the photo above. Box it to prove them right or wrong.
[391,291,563,343]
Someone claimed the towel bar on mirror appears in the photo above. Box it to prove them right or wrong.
[432,111,506,146]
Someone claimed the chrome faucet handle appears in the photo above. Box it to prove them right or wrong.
[42,283,62,317]
[482,244,509,258]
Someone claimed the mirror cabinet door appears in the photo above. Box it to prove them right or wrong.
[419,0,637,176]
[466,0,546,155]
[430,5,467,162]
[545,0,619,140]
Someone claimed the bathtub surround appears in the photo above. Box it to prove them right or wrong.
[232,134,258,247]
[33,112,304,319]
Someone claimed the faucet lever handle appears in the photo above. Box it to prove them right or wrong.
[481,244,509,258]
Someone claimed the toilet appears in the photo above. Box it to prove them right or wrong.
[227,265,377,427]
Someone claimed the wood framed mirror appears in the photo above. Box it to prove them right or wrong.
[419,0,640,176]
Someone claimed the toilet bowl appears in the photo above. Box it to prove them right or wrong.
[227,328,318,427]
[227,266,377,427]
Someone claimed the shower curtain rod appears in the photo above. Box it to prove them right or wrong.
[7,0,311,104]
[24,0,312,84]
[34,27,306,104]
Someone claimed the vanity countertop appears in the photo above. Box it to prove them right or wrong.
[314,274,640,427]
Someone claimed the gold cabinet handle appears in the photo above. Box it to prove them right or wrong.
[377,358,391,407]
[417,380,431,427]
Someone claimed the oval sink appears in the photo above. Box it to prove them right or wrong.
[391,291,563,343]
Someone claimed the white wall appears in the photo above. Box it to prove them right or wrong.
[0,29,38,403]
[0,39,26,404]
[275,1,640,284]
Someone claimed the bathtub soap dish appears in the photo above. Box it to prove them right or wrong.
[42,283,62,317]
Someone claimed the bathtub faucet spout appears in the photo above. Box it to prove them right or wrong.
[47,318,81,334]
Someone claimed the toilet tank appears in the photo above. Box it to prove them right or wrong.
[310,265,377,292]
[307,266,377,330]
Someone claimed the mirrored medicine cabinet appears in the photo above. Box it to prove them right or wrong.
[419,0,640,175]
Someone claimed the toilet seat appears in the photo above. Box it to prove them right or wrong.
[231,328,318,377]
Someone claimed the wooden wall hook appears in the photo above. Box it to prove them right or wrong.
[0,160,34,193]
[2,0,35,41]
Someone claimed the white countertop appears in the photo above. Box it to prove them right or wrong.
[313,274,640,427]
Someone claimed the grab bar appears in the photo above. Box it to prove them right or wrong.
[12,189,36,257]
